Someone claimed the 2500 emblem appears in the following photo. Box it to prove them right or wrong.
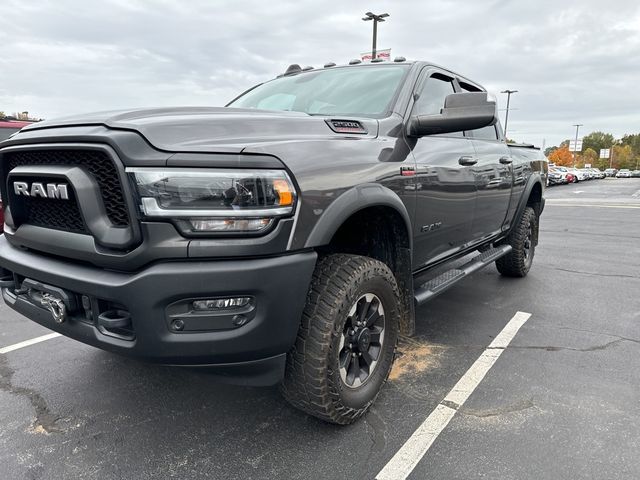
[13,181,70,200]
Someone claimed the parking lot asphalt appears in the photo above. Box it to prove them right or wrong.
[1,178,639,480]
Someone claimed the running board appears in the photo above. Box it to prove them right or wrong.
[413,245,512,306]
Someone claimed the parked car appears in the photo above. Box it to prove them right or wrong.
[567,167,587,182]
[604,168,617,177]
[616,169,632,178]
[631,170,640,178]
[0,59,548,424]
[589,168,605,179]
[580,169,593,180]
[554,166,575,183]
[548,168,566,185]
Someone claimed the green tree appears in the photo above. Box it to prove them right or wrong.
[612,144,633,169]
[582,131,615,157]
[545,140,570,158]
[544,146,557,157]
[582,148,598,168]
[620,134,640,157]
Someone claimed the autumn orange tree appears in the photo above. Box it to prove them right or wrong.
[548,145,574,166]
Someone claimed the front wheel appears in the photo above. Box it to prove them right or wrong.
[281,254,400,425]
[496,206,537,277]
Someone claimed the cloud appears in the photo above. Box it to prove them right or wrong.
[1,0,639,147]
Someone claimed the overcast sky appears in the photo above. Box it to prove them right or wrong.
[1,0,639,148]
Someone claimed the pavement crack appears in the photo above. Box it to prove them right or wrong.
[459,398,535,418]
[363,408,387,454]
[361,408,388,480]
[540,266,639,279]
[549,326,640,345]
[0,354,62,434]
[490,338,627,352]
[441,399,460,410]
[541,229,640,240]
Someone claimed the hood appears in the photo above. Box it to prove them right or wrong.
[20,107,378,153]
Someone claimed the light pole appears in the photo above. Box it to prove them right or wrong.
[572,124,583,167]
[362,12,389,60]
[610,145,614,169]
[500,90,517,138]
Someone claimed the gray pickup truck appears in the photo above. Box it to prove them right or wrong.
[0,60,547,424]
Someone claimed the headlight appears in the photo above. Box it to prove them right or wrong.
[127,168,296,234]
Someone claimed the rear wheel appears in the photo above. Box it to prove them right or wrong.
[281,254,400,425]
[496,206,537,277]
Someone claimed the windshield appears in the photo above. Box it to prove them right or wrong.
[228,65,410,118]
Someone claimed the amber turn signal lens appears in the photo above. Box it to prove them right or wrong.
[273,179,293,206]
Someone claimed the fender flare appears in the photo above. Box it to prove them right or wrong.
[304,183,413,249]
[508,174,544,243]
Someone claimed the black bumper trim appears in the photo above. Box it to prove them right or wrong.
[0,236,317,383]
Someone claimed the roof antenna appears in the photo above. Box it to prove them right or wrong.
[284,64,302,76]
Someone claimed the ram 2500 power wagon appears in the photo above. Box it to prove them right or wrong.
[0,60,547,424]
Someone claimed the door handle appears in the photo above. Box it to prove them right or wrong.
[458,156,477,166]
[499,156,513,164]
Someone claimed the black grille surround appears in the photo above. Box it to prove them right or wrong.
[5,149,131,228]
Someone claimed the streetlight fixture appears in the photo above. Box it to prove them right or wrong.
[362,12,389,60]
[500,89,518,138]
[572,124,583,167]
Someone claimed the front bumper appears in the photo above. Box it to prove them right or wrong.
[0,236,317,385]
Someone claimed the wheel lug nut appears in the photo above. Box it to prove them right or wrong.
[358,352,362,357]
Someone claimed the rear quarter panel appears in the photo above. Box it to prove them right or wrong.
[504,145,548,229]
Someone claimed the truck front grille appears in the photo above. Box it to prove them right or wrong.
[6,149,130,228]
[21,195,87,233]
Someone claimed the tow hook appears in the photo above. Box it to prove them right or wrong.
[40,293,68,324]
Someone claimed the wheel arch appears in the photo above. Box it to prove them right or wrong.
[511,174,544,246]
[304,183,412,250]
[305,184,415,335]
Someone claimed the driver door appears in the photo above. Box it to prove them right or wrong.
[405,70,477,269]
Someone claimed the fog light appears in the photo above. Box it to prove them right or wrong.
[192,297,252,311]
[184,218,272,233]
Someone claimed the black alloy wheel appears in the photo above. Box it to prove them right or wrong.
[338,293,386,389]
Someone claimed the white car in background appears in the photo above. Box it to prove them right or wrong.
[567,167,586,182]
[616,169,631,178]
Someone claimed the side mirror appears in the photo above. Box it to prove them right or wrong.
[407,92,498,137]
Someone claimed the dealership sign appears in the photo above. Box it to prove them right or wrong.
[361,48,391,62]
[569,139,583,152]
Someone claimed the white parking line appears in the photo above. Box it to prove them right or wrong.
[376,311,532,480]
[0,332,62,355]
[546,203,640,209]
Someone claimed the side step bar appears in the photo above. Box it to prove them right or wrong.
[414,245,512,306]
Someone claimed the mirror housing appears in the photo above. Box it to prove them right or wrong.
[407,92,498,137]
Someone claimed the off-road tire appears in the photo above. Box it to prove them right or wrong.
[496,206,537,277]
[281,254,400,425]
